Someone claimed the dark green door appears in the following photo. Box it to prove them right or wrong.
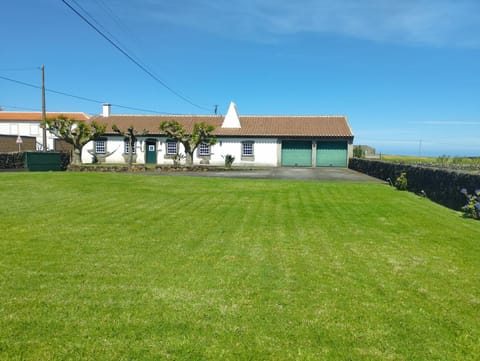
[281,140,312,167]
[145,140,157,164]
[316,141,347,167]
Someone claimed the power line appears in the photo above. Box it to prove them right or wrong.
[0,67,40,71]
[61,0,213,113]
[0,74,181,115]
[0,104,41,111]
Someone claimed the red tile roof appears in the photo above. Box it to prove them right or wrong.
[92,115,353,137]
[0,112,90,121]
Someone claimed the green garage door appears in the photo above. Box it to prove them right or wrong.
[316,141,347,167]
[281,140,312,167]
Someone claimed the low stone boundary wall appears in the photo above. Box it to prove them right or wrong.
[349,158,480,210]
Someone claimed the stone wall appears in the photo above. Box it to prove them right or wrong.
[349,158,480,210]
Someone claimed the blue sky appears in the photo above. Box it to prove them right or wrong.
[1,0,480,156]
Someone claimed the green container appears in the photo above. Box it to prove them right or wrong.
[24,152,62,171]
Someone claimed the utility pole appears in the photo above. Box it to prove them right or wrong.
[41,64,47,151]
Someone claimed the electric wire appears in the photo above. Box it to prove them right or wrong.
[0,104,40,111]
[61,0,212,113]
[92,0,140,44]
[0,67,40,71]
[68,0,167,105]
[0,74,181,115]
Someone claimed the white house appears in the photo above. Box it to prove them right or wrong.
[82,103,354,167]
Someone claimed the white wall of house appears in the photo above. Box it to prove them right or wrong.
[0,121,57,150]
[211,138,278,167]
[81,136,279,166]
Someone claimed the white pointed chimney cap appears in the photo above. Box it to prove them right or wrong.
[221,102,241,128]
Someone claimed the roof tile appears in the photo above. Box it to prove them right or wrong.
[0,112,90,121]
[92,114,353,137]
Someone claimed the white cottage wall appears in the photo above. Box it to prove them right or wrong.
[81,136,279,167]
[208,138,278,167]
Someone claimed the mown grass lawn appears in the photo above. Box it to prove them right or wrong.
[0,172,479,360]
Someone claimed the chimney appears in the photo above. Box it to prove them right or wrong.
[221,101,241,128]
[102,103,111,117]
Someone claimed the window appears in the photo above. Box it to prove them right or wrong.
[95,140,106,154]
[166,141,177,155]
[242,142,254,157]
[198,143,210,156]
[124,140,136,154]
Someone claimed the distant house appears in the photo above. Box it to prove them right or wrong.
[0,111,90,152]
[356,145,378,159]
[84,102,354,167]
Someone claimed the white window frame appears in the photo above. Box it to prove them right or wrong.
[242,141,254,157]
[198,143,210,156]
[95,140,106,154]
[166,141,178,155]
[124,139,136,154]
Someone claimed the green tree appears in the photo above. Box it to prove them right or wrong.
[42,115,106,165]
[159,120,216,166]
[353,146,365,158]
[112,124,148,167]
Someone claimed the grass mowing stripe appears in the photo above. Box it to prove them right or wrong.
[1,172,479,360]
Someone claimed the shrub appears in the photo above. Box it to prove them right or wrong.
[437,154,450,165]
[460,188,480,219]
[223,154,235,168]
[395,172,408,191]
[172,153,185,167]
[353,146,365,158]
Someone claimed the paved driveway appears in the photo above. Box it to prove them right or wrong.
[153,167,382,182]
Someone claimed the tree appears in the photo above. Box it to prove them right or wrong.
[353,146,365,158]
[112,124,148,167]
[42,115,106,165]
[159,120,216,166]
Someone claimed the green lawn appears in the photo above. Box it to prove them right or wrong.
[1,173,479,360]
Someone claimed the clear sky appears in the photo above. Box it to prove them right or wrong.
[1,0,480,156]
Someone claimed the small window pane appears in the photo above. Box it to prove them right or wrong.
[199,143,210,156]
[242,142,254,156]
[166,141,177,154]
[124,140,136,154]
[96,140,106,154]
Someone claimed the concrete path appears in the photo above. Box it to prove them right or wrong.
[151,167,383,182]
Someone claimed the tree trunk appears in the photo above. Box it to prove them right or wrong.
[185,152,193,166]
[72,148,82,165]
[128,138,134,167]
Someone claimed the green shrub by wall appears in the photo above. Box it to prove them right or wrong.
[349,158,480,210]
[0,153,25,169]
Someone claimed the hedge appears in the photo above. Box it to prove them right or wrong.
[349,158,480,211]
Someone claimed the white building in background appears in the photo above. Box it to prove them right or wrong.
[0,112,90,151]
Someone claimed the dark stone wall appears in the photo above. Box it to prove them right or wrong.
[349,158,480,210]
[0,153,24,169]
